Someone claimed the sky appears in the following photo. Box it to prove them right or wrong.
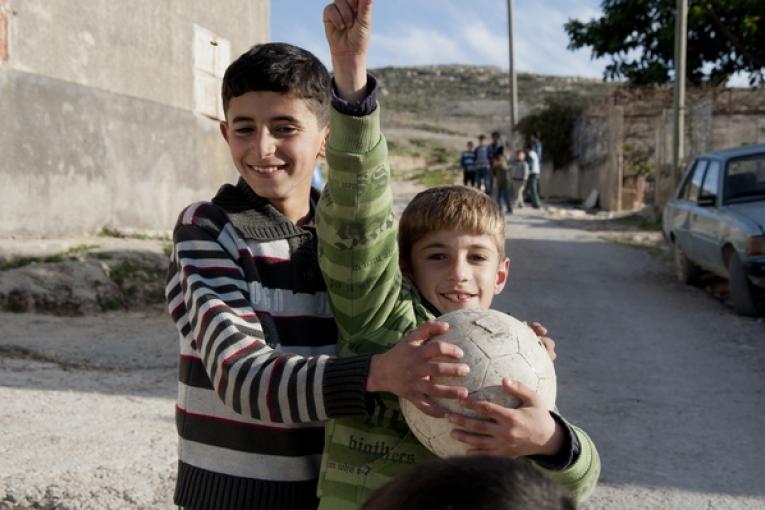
[270,1,752,87]
[270,0,612,79]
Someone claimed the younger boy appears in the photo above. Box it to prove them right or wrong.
[165,39,467,510]
[317,2,600,508]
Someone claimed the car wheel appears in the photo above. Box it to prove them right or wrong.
[728,254,759,316]
[673,241,701,284]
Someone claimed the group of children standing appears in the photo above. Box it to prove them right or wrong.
[459,132,543,211]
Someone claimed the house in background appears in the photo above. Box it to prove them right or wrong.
[0,0,269,237]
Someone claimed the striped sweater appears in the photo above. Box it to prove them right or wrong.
[316,107,600,508]
[165,180,372,510]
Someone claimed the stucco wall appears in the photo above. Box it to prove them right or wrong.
[1,0,269,237]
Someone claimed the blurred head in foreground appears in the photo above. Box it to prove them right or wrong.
[361,455,576,510]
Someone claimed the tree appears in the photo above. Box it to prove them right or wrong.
[565,0,765,86]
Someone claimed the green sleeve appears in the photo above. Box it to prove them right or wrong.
[530,424,601,503]
[317,107,412,355]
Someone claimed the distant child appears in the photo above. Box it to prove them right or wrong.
[511,148,530,209]
[474,134,492,194]
[532,132,543,165]
[361,455,576,510]
[459,141,477,187]
[316,3,601,508]
[492,152,512,214]
[489,130,505,161]
[164,15,467,510]
[527,144,543,208]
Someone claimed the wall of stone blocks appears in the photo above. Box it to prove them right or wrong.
[550,86,765,211]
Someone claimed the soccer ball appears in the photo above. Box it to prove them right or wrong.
[400,308,557,458]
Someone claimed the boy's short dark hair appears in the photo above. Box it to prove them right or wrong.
[361,455,576,510]
[221,42,331,125]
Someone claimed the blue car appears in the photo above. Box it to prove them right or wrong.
[663,144,765,316]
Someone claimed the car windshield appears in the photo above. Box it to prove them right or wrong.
[724,154,765,204]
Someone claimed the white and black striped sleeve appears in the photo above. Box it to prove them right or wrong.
[165,203,371,423]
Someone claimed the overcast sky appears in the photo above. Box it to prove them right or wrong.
[270,0,611,78]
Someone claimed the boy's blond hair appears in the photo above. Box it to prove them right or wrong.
[398,185,506,266]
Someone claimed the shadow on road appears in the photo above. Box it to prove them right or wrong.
[496,222,765,500]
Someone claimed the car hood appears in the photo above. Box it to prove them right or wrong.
[728,201,765,234]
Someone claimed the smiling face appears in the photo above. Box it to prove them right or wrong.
[405,229,510,314]
[220,91,328,222]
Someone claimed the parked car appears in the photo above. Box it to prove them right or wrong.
[663,144,765,316]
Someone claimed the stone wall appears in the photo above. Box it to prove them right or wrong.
[544,86,765,211]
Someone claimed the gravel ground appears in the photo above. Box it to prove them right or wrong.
[1,196,763,509]
[0,308,178,510]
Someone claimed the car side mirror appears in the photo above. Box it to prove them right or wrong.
[698,195,716,207]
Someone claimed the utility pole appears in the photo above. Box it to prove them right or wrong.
[672,0,688,183]
[507,0,518,146]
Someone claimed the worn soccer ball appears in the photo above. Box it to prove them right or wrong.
[400,308,557,458]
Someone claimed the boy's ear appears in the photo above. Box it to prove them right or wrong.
[494,257,511,294]
[318,126,329,158]
[219,121,230,143]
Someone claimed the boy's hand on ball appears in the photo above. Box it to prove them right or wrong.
[447,378,564,458]
[367,320,470,418]
[529,321,556,361]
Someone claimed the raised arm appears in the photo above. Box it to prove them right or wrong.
[323,0,371,101]
[319,0,468,416]
[319,0,407,343]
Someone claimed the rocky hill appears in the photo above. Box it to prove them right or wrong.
[371,65,619,178]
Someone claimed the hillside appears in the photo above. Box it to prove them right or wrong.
[371,65,619,179]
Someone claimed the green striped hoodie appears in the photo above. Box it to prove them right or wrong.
[316,107,600,509]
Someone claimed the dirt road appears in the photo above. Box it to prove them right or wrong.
[1,206,763,509]
[0,309,178,509]
[499,209,765,510]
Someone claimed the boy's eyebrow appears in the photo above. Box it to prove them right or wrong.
[231,115,301,124]
[419,241,448,250]
[419,241,494,251]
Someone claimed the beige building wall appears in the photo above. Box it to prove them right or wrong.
[0,0,269,237]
